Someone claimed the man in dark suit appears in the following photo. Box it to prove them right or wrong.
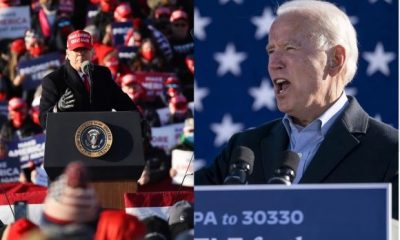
[39,30,138,128]
[195,1,398,218]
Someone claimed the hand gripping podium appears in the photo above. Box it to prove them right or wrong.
[44,111,145,209]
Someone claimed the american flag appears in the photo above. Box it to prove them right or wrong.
[194,0,398,166]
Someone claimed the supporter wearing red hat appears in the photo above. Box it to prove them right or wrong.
[167,93,192,124]
[170,9,189,40]
[10,39,26,56]
[39,29,140,128]
[114,2,133,22]
[94,45,121,80]
[120,73,145,102]
[0,97,42,142]
[131,38,169,72]
[23,29,47,59]
[0,98,42,182]
[119,73,163,126]
[165,75,182,99]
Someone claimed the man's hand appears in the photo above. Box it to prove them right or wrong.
[57,88,75,111]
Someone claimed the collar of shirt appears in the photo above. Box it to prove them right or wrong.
[282,92,349,137]
[77,71,87,82]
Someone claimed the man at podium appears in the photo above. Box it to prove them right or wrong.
[195,0,398,219]
[39,30,139,128]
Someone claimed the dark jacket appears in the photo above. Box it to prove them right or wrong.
[39,60,138,128]
[195,96,398,218]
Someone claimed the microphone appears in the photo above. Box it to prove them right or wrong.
[80,60,93,103]
[80,60,92,75]
[268,150,300,185]
[224,146,254,185]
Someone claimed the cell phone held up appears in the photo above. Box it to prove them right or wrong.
[14,201,27,220]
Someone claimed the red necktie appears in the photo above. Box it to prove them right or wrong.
[83,74,90,93]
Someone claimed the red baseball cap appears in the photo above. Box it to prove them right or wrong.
[10,38,26,55]
[170,10,188,22]
[8,97,27,111]
[114,2,132,22]
[67,30,93,51]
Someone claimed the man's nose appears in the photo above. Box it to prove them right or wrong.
[268,53,285,72]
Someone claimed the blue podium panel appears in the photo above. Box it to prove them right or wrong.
[194,184,390,240]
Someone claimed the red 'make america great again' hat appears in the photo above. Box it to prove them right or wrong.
[67,30,93,50]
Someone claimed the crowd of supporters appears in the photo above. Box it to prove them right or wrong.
[0,0,194,239]
[0,0,194,186]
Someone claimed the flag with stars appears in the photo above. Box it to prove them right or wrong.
[194,0,398,166]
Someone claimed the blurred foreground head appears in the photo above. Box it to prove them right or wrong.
[42,161,100,225]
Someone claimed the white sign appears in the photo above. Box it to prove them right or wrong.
[0,6,30,39]
[151,123,184,152]
[171,149,194,187]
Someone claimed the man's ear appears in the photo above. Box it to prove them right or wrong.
[328,45,346,77]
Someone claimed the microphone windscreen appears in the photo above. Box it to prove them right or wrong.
[231,146,255,175]
[281,150,300,171]
[81,60,91,73]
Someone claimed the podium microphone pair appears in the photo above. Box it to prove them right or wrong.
[223,146,300,185]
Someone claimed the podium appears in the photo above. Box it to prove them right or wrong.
[195,184,391,240]
[44,111,145,209]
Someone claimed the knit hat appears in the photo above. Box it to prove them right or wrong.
[168,200,193,239]
[42,161,99,225]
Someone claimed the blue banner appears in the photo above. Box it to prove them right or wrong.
[195,184,390,240]
[7,133,45,169]
[17,52,63,90]
[0,156,20,183]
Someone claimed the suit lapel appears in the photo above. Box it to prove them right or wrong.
[260,123,289,181]
[300,97,368,183]
[64,61,86,94]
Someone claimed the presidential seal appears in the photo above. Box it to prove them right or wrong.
[75,120,113,158]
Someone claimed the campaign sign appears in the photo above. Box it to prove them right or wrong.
[151,123,184,153]
[112,22,133,47]
[0,156,20,183]
[195,184,390,240]
[58,0,74,13]
[7,134,45,169]
[0,6,30,39]
[171,149,194,187]
[17,52,62,90]
[134,72,174,101]
[118,46,138,60]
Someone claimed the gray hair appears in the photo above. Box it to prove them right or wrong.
[277,0,358,85]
